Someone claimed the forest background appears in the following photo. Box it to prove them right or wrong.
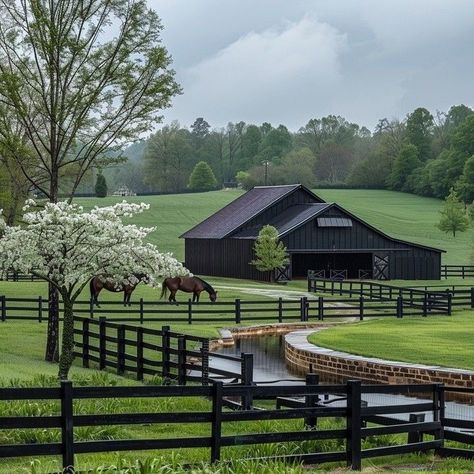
[3,104,474,219]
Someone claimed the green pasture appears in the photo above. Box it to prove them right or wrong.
[75,188,472,264]
[309,310,474,370]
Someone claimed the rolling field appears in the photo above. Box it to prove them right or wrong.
[76,188,471,263]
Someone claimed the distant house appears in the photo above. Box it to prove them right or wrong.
[181,184,444,282]
[112,185,136,197]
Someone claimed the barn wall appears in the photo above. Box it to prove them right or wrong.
[184,238,270,281]
[282,207,408,251]
[281,207,441,280]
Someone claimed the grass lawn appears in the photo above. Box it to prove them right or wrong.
[309,310,474,370]
[75,188,471,264]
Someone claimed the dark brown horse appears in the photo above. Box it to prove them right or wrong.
[160,276,217,303]
[90,273,149,307]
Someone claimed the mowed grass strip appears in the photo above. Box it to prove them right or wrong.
[308,310,474,370]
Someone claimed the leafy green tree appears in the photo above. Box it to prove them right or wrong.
[273,148,317,187]
[251,225,289,274]
[436,188,469,237]
[258,125,292,163]
[143,123,193,192]
[452,115,474,156]
[240,125,262,169]
[406,107,434,162]
[95,172,108,198]
[456,155,474,203]
[188,161,217,192]
[0,0,180,362]
[387,144,420,191]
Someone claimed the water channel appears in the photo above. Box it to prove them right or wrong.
[211,334,473,423]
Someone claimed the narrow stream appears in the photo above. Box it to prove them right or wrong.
[211,334,474,423]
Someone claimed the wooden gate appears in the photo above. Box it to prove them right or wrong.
[373,254,389,280]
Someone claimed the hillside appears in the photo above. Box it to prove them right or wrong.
[77,189,470,264]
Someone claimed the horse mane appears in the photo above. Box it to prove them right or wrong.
[193,276,216,294]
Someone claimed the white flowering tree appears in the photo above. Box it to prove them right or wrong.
[0,201,189,379]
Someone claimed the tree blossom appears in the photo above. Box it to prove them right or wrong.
[0,200,189,378]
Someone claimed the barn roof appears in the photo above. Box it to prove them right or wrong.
[232,203,330,239]
[180,184,324,239]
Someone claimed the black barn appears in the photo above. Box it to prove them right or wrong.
[181,185,443,281]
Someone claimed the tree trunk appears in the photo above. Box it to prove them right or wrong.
[45,173,60,362]
[45,284,60,362]
[58,297,75,380]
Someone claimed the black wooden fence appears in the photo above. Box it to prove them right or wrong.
[441,265,474,279]
[0,293,452,324]
[307,274,474,310]
[1,381,466,472]
[72,316,251,385]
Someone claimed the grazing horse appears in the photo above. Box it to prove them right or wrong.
[160,276,217,303]
[90,273,149,307]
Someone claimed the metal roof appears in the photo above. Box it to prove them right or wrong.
[232,203,330,239]
[180,185,324,239]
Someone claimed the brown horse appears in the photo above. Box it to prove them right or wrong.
[160,276,217,303]
[90,273,149,307]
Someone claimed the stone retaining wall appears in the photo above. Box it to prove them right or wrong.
[285,329,474,388]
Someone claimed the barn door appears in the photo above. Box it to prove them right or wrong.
[373,254,389,280]
[274,264,291,283]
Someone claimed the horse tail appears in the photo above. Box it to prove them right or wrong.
[160,280,168,300]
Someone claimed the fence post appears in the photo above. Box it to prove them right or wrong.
[1,295,6,322]
[38,296,43,323]
[235,299,241,324]
[470,287,474,309]
[177,335,187,385]
[210,381,223,463]
[422,294,428,317]
[300,297,308,322]
[359,296,364,321]
[162,325,170,382]
[136,327,144,381]
[187,299,193,325]
[433,383,445,453]
[396,296,403,318]
[117,325,126,375]
[277,297,283,323]
[60,380,74,471]
[447,292,452,316]
[304,373,319,429]
[89,298,94,319]
[82,319,90,368]
[241,352,254,410]
[346,380,362,471]
[139,298,144,325]
[201,339,210,386]
[318,296,324,321]
[407,413,425,445]
[99,317,106,370]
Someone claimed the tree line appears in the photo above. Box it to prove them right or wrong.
[100,104,474,203]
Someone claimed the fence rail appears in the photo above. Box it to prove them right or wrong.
[307,274,473,310]
[441,265,474,279]
[0,380,461,471]
[0,292,454,324]
[72,316,250,385]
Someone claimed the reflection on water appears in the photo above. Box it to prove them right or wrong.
[213,334,474,422]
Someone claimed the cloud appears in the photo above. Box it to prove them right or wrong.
[168,16,346,129]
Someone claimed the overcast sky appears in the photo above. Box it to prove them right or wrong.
[150,0,474,132]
